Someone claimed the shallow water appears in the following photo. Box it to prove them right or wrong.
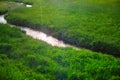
[21,27,68,47]
[0,15,68,47]
[0,15,7,24]
[26,5,32,8]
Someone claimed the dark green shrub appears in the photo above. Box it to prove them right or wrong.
[0,9,8,15]
[27,55,39,68]
[0,43,12,55]
[54,70,68,80]
[91,41,120,57]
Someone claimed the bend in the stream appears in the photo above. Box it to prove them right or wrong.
[0,15,71,48]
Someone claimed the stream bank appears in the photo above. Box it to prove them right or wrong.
[0,15,72,47]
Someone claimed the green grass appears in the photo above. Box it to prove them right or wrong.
[0,0,120,79]
[0,24,120,80]
[2,0,119,56]
[0,1,24,15]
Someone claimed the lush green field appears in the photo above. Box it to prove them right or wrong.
[3,0,120,56]
[0,0,120,79]
[0,24,120,80]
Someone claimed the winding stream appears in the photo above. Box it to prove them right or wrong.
[0,15,69,47]
[0,3,79,49]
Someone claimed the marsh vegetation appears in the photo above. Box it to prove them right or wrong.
[0,0,120,80]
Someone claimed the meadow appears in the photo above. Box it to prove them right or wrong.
[0,0,120,80]
[4,0,120,56]
[0,24,120,80]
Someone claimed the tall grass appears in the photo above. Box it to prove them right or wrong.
[3,0,120,56]
[0,24,120,80]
